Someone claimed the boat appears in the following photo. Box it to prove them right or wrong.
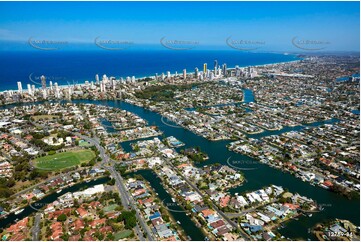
[171,198,176,203]
[14,209,24,215]
[308,214,313,217]
[56,189,62,193]
[177,221,181,224]
[187,236,192,241]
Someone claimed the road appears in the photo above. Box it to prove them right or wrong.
[77,133,155,241]
[31,213,41,240]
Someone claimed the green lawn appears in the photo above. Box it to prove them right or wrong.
[79,140,93,147]
[103,204,118,213]
[114,230,133,240]
[34,149,96,170]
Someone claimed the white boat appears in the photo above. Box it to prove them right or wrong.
[14,209,24,215]
[308,214,312,217]
[56,189,62,193]
[171,198,176,203]
[177,221,181,224]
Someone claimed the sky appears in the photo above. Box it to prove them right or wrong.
[0,1,359,52]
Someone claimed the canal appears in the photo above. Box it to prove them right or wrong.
[0,177,110,230]
[69,98,359,240]
[128,169,205,241]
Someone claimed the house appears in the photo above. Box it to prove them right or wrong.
[201,209,215,218]
[329,224,347,234]
[149,211,161,220]
[89,218,106,228]
[220,195,230,208]
[6,217,29,234]
[76,207,88,218]
[151,217,164,226]
[71,219,85,231]
[210,219,225,229]
[50,222,63,240]
[257,212,271,223]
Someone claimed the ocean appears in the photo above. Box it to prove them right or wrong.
[0,50,300,91]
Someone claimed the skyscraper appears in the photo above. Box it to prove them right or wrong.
[111,78,116,90]
[27,84,32,96]
[95,74,100,84]
[17,81,22,93]
[42,89,47,99]
[203,63,207,74]
[41,75,46,89]
[235,65,240,77]
[102,74,108,83]
[222,63,227,76]
[54,82,60,98]
[100,81,104,92]
[195,67,199,78]
[214,60,218,69]
[183,69,187,79]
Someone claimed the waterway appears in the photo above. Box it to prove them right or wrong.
[128,169,205,241]
[68,98,359,240]
[0,177,110,230]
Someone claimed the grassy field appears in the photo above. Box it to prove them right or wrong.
[34,149,96,170]
[114,230,133,240]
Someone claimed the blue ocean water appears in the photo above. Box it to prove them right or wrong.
[0,50,300,91]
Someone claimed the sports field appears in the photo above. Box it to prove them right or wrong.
[34,149,96,170]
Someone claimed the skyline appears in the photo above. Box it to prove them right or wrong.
[0,1,360,52]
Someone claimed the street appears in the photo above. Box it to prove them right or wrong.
[77,133,155,241]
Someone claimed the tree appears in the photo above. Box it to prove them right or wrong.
[57,213,67,222]
[116,210,137,229]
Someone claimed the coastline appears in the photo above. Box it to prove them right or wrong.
[0,54,302,93]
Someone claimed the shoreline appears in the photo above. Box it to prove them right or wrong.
[0,55,302,93]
